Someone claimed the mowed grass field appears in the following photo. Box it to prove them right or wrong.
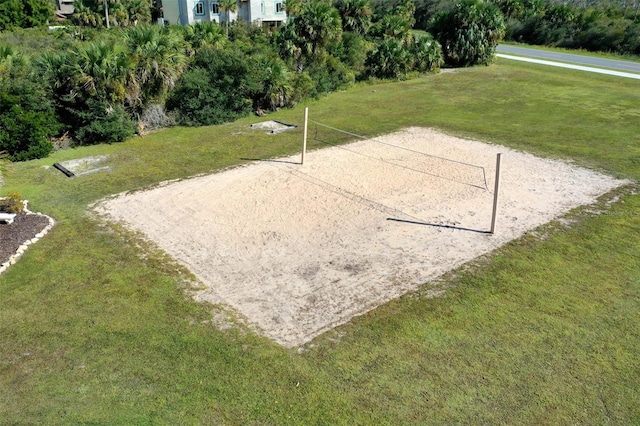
[1,58,639,424]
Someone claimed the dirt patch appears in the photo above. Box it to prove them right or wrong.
[94,128,626,347]
[250,120,297,134]
[60,155,109,174]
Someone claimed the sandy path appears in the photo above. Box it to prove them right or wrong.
[95,128,625,347]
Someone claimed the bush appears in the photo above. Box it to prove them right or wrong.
[331,32,373,75]
[0,79,58,161]
[167,68,252,126]
[577,17,631,53]
[366,38,411,79]
[0,0,53,31]
[429,0,506,67]
[166,48,260,126]
[139,104,176,132]
[290,72,315,103]
[0,191,23,213]
[68,98,136,145]
[409,34,444,72]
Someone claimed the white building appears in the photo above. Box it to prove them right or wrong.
[161,0,287,28]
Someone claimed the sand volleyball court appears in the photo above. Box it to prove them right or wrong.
[95,128,625,347]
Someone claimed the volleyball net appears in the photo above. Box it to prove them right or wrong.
[309,120,490,191]
[294,108,502,233]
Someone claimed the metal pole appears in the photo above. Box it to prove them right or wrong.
[490,153,502,234]
[301,107,308,164]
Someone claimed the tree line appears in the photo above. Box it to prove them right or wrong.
[3,0,488,162]
[15,0,632,162]
[387,0,639,54]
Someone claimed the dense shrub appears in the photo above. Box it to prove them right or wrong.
[290,72,315,103]
[0,79,58,161]
[366,38,411,78]
[410,34,444,72]
[308,54,356,94]
[166,47,261,126]
[253,55,293,110]
[0,0,53,31]
[498,0,640,56]
[139,104,176,132]
[576,16,632,52]
[430,0,506,67]
[71,98,136,145]
[331,32,373,75]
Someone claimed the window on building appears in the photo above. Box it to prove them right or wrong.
[275,2,284,13]
[261,1,265,14]
[211,1,219,14]
[195,1,204,15]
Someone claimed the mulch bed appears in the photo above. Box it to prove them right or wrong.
[0,212,50,266]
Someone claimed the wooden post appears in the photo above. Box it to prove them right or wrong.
[301,107,308,164]
[490,153,502,234]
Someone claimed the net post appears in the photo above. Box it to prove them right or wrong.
[490,153,502,235]
[301,107,308,164]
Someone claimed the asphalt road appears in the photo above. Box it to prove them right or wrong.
[497,44,640,73]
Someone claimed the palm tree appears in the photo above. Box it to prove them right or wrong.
[0,46,27,80]
[183,21,227,52]
[70,40,136,103]
[123,24,188,109]
[35,51,70,93]
[410,34,443,72]
[334,0,372,35]
[256,56,293,110]
[127,0,153,25]
[218,0,237,35]
[295,2,342,57]
[365,37,410,79]
[284,0,305,18]
[72,0,102,27]
[429,0,506,67]
[374,14,411,42]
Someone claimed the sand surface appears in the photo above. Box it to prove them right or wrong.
[95,128,625,347]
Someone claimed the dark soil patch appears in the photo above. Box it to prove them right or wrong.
[0,212,50,266]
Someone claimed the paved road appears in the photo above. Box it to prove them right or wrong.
[497,44,640,73]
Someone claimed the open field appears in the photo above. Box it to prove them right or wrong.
[1,58,640,423]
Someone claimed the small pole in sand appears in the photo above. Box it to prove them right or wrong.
[490,153,502,235]
[301,107,308,165]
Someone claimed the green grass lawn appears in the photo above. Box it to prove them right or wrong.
[1,59,639,424]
